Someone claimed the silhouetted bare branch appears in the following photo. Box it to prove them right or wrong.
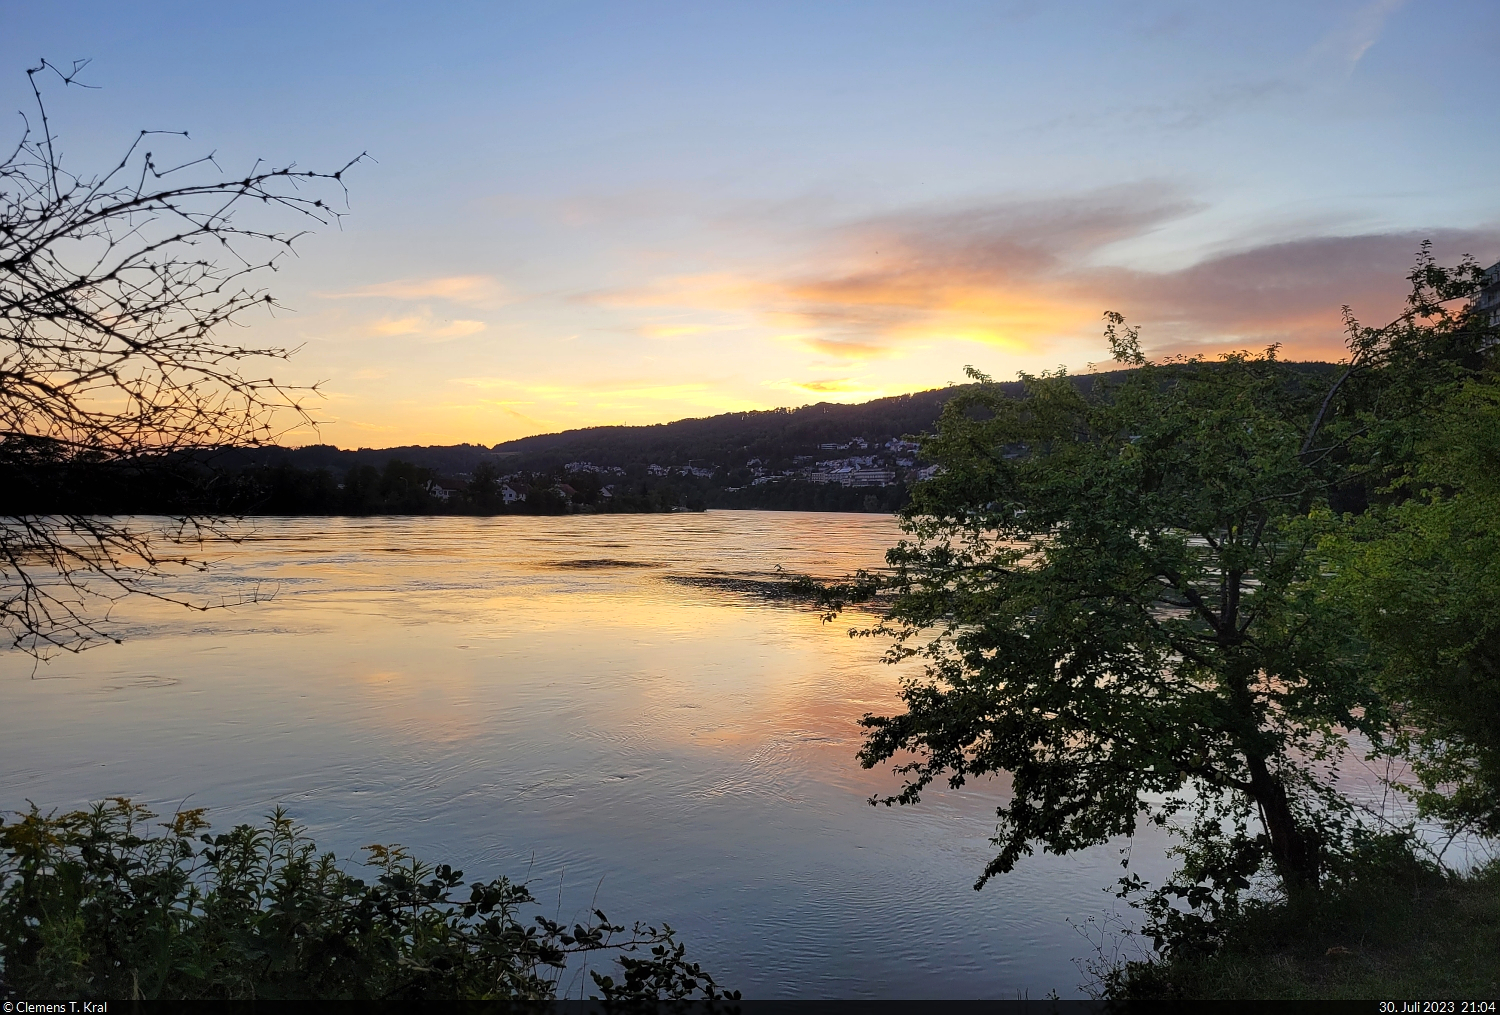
[1,60,365,657]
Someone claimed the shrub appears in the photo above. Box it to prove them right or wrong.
[1102,835,1500,999]
[0,799,737,1001]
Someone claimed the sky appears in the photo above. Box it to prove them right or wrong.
[5,0,1498,448]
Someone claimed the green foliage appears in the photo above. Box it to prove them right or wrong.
[856,349,1376,891]
[1326,387,1500,836]
[846,248,1500,911]
[0,799,737,1002]
[830,246,1500,979]
[1310,249,1500,836]
[1104,841,1500,1000]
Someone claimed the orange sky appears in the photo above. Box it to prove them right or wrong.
[20,2,1493,449]
[268,219,1498,448]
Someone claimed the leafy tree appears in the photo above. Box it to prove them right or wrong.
[1327,388,1500,834]
[249,463,342,515]
[340,465,385,514]
[846,252,1497,899]
[467,460,502,511]
[1322,255,1500,836]
[378,460,438,512]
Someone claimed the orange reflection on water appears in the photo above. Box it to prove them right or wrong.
[0,512,1161,1000]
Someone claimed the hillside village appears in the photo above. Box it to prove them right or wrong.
[4,365,1346,518]
[448,436,939,508]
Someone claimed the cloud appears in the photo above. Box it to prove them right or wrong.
[593,185,1500,365]
[596,184,1198,359]
[638,321,745,340]
[321,274,508,308]
[1026,78,1301,136]
[1094,228,1500,357]
[370,315,487,341]
[797,337,899,360]
[766,377,888,399]
[1312,0,1408,72]
[454,375,718,400]
[641,325,708,338]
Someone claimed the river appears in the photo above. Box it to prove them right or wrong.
[0,512,1178,999]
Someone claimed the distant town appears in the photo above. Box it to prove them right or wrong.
[427,436,940,509]
[9,367,1359,518]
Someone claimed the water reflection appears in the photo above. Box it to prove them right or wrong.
[0,512,1175,999]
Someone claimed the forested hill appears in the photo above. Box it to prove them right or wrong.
[215,380,1004,476]
[486,382,1007,472]
[213,363,1339,477]
[6,363,1345,518]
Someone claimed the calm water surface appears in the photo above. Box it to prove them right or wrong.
[0,512,1176,998]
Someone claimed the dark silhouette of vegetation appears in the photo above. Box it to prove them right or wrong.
[812,250,1500,984]
[12,367,1353,522]
[1320,253,1500,838]
[487,386,993,473]
[197,366,1335,481]
[1100,838,1499,1000]
[862,352,1372,891]
[1,457,714,517]
[0,60,363,655]
[0,799,737,1002]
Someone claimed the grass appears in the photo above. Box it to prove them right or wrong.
[1116,855,1500,999]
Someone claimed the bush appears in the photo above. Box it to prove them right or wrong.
[1104,835,1500,999]
[0,799,737,1001]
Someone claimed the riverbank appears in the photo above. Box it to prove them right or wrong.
[1113,856,1500,999]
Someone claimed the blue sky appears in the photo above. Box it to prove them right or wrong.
[6,1,1497,445]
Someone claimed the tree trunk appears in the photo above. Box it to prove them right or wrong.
[1247,755,1319,887]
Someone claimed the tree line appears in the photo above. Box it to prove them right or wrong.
[2,446,919,517]
[0,455,709,517]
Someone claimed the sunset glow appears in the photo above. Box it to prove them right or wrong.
[9,1,1495,447]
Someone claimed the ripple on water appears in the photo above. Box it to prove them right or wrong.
[0,513,1180,1000]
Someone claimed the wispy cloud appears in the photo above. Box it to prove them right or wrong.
[767,377,887,399]
[321,274,509,308]
[637,320,745,340]
[1312,0,1408,72]
[370,314,487,341]
[1092,227,1500,356]
[458,376,721,400]
[592,186,1499,364]
[1026,78,1301,136]
[595,184,1198,360]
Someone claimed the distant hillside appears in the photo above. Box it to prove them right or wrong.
[486,382,1009,473]
[202,361,1340,479]
[5,363,1345,518]
[215,381,1001,476]
[208,442,501,477]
